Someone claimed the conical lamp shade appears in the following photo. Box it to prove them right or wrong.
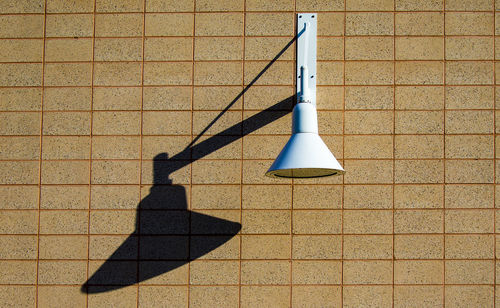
[265,132,345,178]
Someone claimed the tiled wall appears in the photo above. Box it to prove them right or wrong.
[0,0,499,307]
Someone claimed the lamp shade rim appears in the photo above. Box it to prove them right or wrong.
[265,167,345,178]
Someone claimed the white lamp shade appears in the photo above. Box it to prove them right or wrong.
[265,132,344,178]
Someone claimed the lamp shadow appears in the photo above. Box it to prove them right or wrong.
[82,36,297,294]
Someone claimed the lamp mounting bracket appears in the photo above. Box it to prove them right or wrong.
[296,13,317,107]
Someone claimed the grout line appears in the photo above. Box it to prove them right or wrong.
[493,1,497,307]
[239,2,246,307]
[341,0,346,305]
[392,0,396,306]
[442,1,447,306]
[34,0,48,306]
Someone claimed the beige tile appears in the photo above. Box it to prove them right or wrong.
[445,209,494,233]
[91,185,140,210]
[38,286,87,308]
[446,86,494,109]
[192,160,241,184]
[145,13,193,36]
[0,63,42,86]
[47,0,93,12]
[395,210,443,233]
[347,0,394,10]
[316,87,343,109]
[395,260,443,284]
[344,160,393,184]
[145,37,192,61]
[446,62,494,85]
[345,135,393,159]
[0,261,37,284]
[446,111,494,134]
[292,260,341,284]
[246,13,293,36]
[293,210,341,234]
[96,0,143,12]
[317,37,343,61]
[196,13,243,36]
[145,87,192,110]
[93,87,141,110]
[0,112,40,136]
[87,285,138,307]
[0,286,36,308]
[394,234,443,259]
[395,135,443,159]
[292,235,341,259]
[90,210,135,234]
[40,185,89,209]
[44,63,91,86]
[190,286,238,308]
[345,86,394,110]
[292,286,341,308]
[395,185,443,209]
[39,210,88,234]
[395,160,444,184]
[0,235,37,259]
[447,0,493,10]
[38,260,87,284]
[44,87,91,111]
[293,185,342,209]
[446,12,494,35]
[396,61,443,85]
[45,38,92,62]
[0,15,44,38]
[345,62,393,85]
[346,13,393,35]
[244,37,294,61]
[139,286,187,308]
[242,160,292,185]
[346,37,393,61]
[318,111,343,134]
[241,260,289,285]
[195,62,241,86]
[39,235,87,259]
[141,159,191,184]
[318,13,344,36]
[343,261,393,284]
[194,86,242,111]
[196,0,243,11]
[41,161,89,184]
[445,286,494,308]
[89,235,137,260]
[42,112,90,135]
[345,111,393,134]
[396,111,443,134]
[394,286,443,308]
[142,135,190,159]
[46,14,93,37]
[446,260,494,284]
[246,0,293,10]
[395,12,443,35]
[0,186,38,209]
[91,160,140,184]
[343,286,393,308]
[242,235,290,259]
[0,161,38,184]
[94,38,143,61]
[94,62,142,86]
[242,185,290,209]
[0,136,39,160]
[145,62,192,85]
[344,185,393,209]
[396,37,443,60]
[445,185,494,209]
[245,61,294,85]
[92,111,141,135]
[344,235,393,259]
[92,136,140,159]
[194,37,241,61]
[446,135,493,159]
[396,86,443,110]
[190,260,239,285]
[0,88,41,111]
[42,136,90,160]
[446,37,494,61]
[0,0,44,13]
[146,0,193,12]
[296,0,344,11]
[0,39,43,62]
[243,135,288,159]
[446,234,494,259]
[240,286,289,308]
[242,210,290,234]
[344,210,392,234]
[95,13,143,37]
[446,160,494,183]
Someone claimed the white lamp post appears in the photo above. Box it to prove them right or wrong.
[266,13,345,178]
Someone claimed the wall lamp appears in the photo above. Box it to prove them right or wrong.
[266,13,345,178]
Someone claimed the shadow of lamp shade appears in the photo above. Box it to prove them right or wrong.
[266,13,345,178]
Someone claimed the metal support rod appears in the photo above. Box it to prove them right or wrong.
[296,13,317,107]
